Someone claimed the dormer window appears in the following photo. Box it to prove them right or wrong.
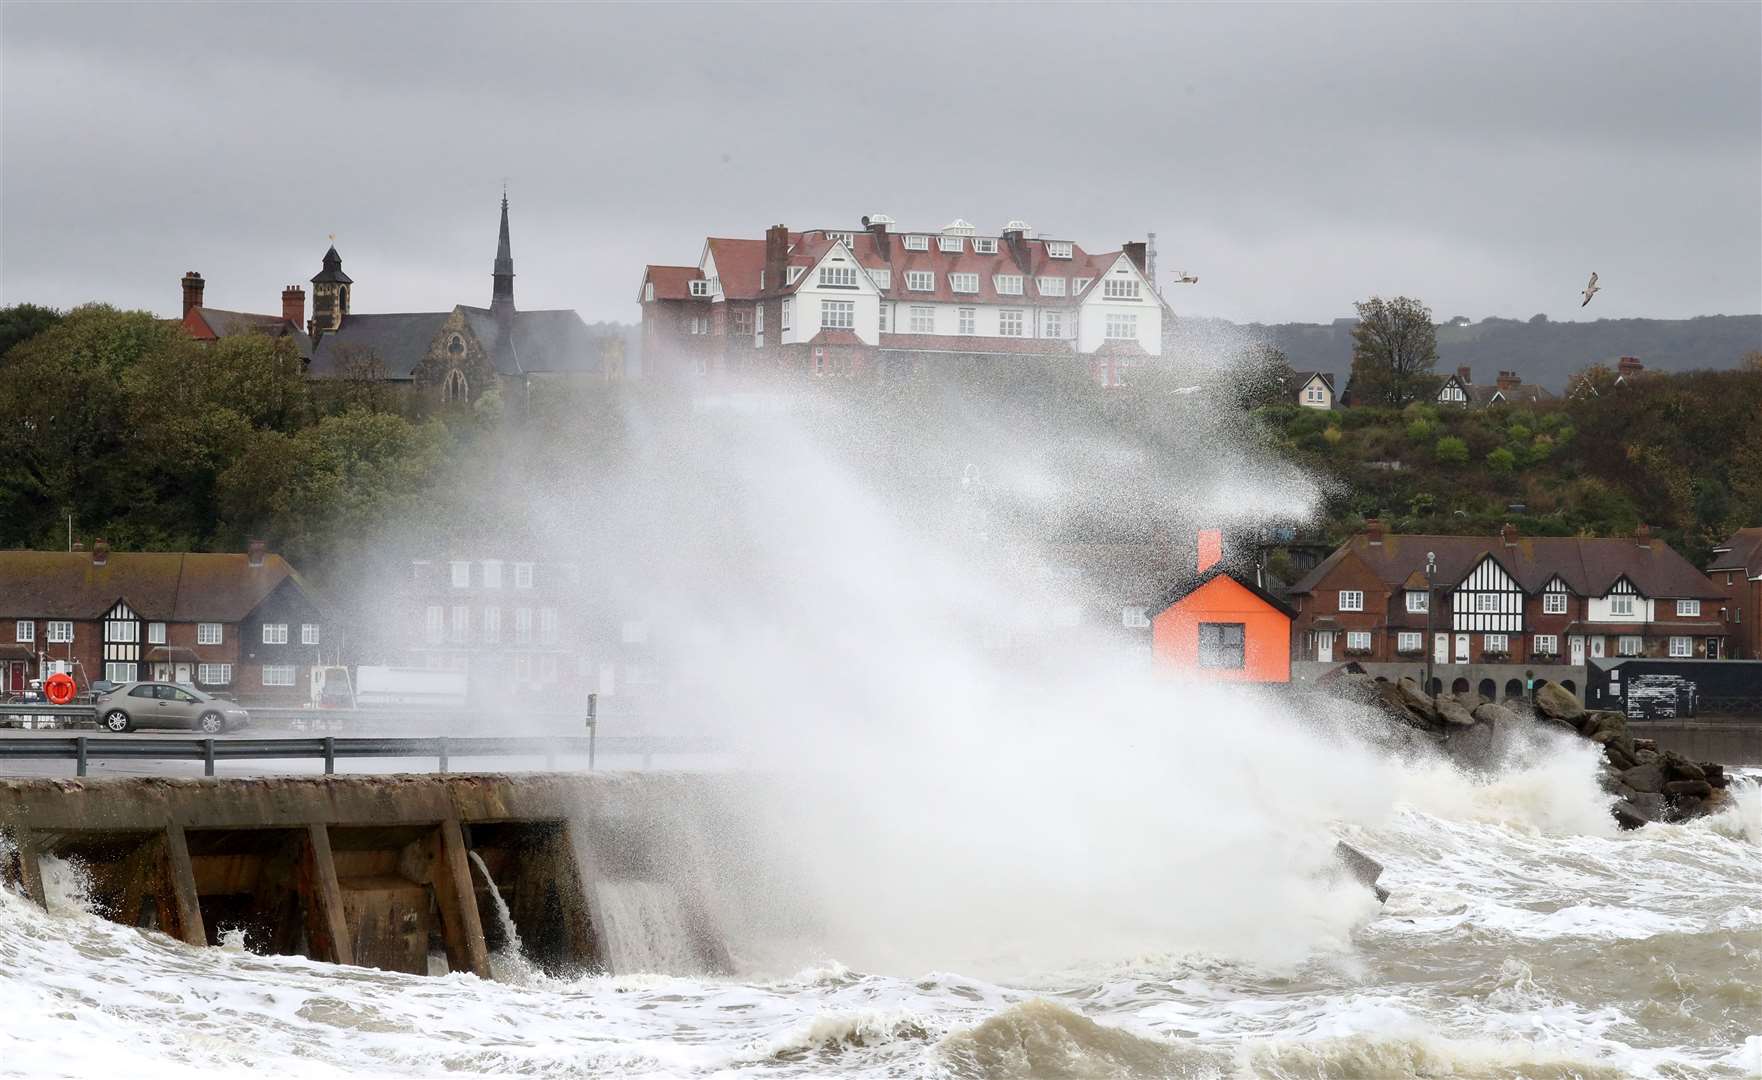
[906,270,934,291]
[1073,277,1093,293]
[689,280,710,297]
[867,268,891,289]
[1045,241,1073,259]
[972,237,998,254]
[818,265,857,288]
[786,266,805,285]
[903,234,930,251]
[939,235,964,253]
[1037,277,1066,296]
[993,274,1023,295]
[825,230,855,247]
[949,272,978,293]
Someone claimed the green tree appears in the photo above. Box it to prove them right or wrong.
[0,303,64,360]
[1435,435,1468,465]
[1486,447,1516,474]
[1348,296,1441,408]
[1229,343,1296,410]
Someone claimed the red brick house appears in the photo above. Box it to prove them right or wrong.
[0,542,324,704]
[177,270,312,361]
[1707,527,1762,659]
[1289,522,1727,672]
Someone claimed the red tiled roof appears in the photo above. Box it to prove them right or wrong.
[1290,532,1725,600]
[781,228,1123,307]
[805,328,863,346]
[704,238,768,299]
[0,550,313,621]
[643,265,702,301]
[877,333,1073,356]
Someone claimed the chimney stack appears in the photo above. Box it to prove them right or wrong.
[72,540,84,552]
[1456,365,1472,383]
[1501,522,1518,547]
[92,538,109,566]
[862,214,892,260]
[181,272,205,318]
[1123,241,1148,273]
[1618,356,1644,376]
[1636,523,1651,549]
[1002,223,1032,273]
[763,224,790,296]
[1365,518,1385,545]
[247,539,266,567]
[282,286,305,327]
[1496,370,1520,392]
[1196,529,1223,573]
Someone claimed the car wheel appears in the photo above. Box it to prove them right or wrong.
[102,709,132,733]
[198,712,226,734]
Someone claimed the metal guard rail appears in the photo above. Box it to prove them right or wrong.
[0,734,723,776]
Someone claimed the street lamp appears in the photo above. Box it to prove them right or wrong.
[1424,551,1437,704]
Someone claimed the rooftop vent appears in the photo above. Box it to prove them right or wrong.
[942,218,976,236]
[863,213,895,227]
[1003,219,1031,233]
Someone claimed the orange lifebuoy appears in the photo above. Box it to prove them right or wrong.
[44,673,77,705]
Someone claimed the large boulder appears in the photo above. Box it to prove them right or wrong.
[1435,696,1479,727]
[1621,762,1668,794]
[1472,702,1521,728]
[1611,800,1649,830]
[1701,763,1728,789]
[1663,756,1707,783]
[1534,681,1585,723]
[1396,678,1441,724]
[1333,841,1390,903]
[1664,779,1714,799]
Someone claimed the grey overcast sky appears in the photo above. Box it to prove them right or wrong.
[2,2,1758,326]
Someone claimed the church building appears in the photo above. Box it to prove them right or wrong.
[302,195,624,409]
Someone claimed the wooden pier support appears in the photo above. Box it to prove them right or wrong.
[299,824,353,966]
[434,818,491,979]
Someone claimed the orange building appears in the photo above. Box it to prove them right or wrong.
[1150,531,1295,683]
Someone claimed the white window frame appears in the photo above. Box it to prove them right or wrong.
[261,664,296,687]
[949,272,978,293]
[1121,606,1149,629]
[1036,276,1066,296]
[818,264,857,288]
[196,623,221,645]
[781,298,793,331]
[785,265,804,285]
[1406,590,1429,613]
[482,606,501,645]
[450,561,470,587]
[482,560,503,589]
[958,307,975,335]
[1105,313,1137,339]
[906,270,934,292]
[1475,592,1500,613]
[1103,277,1141,300]
[1397,631,1422,652]
[1346,631,1372,651]
[1669,636,1692,657]
[147,621,165,645]
[198,663,232,686]
[1675,599,1700,617]
[909,305,935,333]
[1045,241,1073,259]
[449,605,468,643]
[1041,311,1064,338]
[1543,592,1567,615]
[1338,590,1364,612]
[688,279,710,297]
[902,234,930,251]
[514,562,534,589]
[262,623,288,645]
[1533,634,1558,654]
[47,620,73,643]
[938,235,964,253]
[824,230,854,247]
[878,304,890,333]
[540,607,558,645]
[999,309,1025,337]
[1618,635,1644,656]
[820,299,854,329]
[971,237,998,254]
[301,623,319,645]
[515,607,532,645]
[867,268,891,289]
[993,274,1024,295]
[425,606,444,644]
[15,620,33,644]
[1484,633,1509,653]
[104,661,137,684]
[1610,595,1635,617]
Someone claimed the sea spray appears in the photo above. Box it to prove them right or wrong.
[465,848,542,984]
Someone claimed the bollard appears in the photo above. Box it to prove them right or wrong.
[203,738,216,776]
[75,736,88,777]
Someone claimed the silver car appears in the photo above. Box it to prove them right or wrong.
[96,682,250,734]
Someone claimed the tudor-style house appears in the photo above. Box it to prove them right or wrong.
[1286,522,1727,699]
[0,541,324,704]
[1435,367,1557,408]
[1291,371,1336,410]
[1707,527,1762,659]
[639,215,1172,387]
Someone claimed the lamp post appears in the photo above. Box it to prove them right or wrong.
[1424,551,1437,704]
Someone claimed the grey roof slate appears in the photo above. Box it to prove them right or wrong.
[306,312,452,379]
[458,306,609,376]
[191,307,312,359]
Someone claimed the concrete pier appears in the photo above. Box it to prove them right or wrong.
[0,773,726,979]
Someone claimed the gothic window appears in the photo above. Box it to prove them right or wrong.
[442,369,468,403]
[447,333,465,355]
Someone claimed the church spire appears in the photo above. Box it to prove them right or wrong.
[492,187,515,313]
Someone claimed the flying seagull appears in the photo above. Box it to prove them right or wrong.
[1581,272,1599,307]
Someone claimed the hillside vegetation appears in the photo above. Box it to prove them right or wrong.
[1255,358,1762,568]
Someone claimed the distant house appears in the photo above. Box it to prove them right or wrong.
[0,542,324,704]
[1150,530,1295,683]
[1437,366,1556,407]
[177,271,312,361]
[1291,371,1335,410]
[1707,527,1762,659]
[1568,356,1646,401]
